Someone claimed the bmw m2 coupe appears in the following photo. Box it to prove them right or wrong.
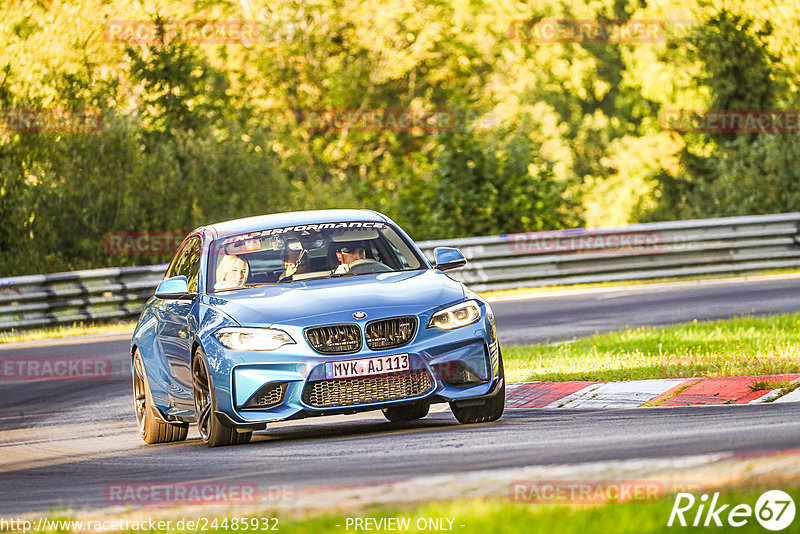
[131,209,504,446]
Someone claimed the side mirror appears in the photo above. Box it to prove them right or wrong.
[433,247,467,271]
[155,276,192,299]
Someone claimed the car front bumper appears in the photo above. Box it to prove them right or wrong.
[205,312,501,426]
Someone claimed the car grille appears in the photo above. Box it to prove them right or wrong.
[302,369,434,408]
[305,324,362,354]
[241,382,287,410]
[365,317,417,350]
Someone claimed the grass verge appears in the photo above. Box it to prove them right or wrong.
[749,379,798,392]
[31,484,800,533]
[282,486,799,534]
[0,321,136,344]
[502,313,800,383]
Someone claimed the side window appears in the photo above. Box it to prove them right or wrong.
[176,238,202,293]
[165,237,202,293]
[165,239,191,280]
[383,238,410,269]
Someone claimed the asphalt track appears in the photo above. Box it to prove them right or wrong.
[2,275,800,516]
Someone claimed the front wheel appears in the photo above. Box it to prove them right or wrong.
[132,349,188,444]
[192,349,252,447]
[449,354,505,424]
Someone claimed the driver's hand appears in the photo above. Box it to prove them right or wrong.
[334,263,350,274]
[284,261,297,277]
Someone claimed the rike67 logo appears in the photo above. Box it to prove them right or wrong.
[668,490,796,531]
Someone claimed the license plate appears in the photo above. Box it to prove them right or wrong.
[325,354,410,379]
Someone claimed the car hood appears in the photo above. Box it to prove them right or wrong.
[203,270,466,327]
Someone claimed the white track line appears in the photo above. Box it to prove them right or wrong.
[555,379,688,409]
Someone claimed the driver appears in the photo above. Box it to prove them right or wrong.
[334,245,366,274]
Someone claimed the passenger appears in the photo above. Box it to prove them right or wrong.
[215,255,248,290]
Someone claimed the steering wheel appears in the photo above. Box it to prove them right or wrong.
[346,259,393,274]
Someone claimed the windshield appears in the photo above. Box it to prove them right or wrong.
[208,221,425,292]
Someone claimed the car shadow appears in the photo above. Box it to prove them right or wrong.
[246,413,465,445]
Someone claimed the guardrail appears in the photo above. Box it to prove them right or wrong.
[2,213,799,331]
[0,265,168,331]
[417,212,800,291]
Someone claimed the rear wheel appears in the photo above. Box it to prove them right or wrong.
[382,402,430,422]
[132,349,188,444]
[450,354,505,424]
[192,349,252,447]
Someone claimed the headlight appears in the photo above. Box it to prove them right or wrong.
[428,300,481,330]
[215,327,295,351]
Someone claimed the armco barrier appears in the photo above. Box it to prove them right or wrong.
[0,265,168,330]
[417,212,800,292]
[1,213,799,331]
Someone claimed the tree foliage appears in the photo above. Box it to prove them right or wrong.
[0,0,798,275]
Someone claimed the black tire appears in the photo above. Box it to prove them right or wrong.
[382,402,430,422]
[450,353,505,424]
[132,349,188,444]
[192,349,252,447]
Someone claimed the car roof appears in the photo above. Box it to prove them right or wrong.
[195,209,390,239]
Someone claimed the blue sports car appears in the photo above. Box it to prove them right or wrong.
[131,209,504,446]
